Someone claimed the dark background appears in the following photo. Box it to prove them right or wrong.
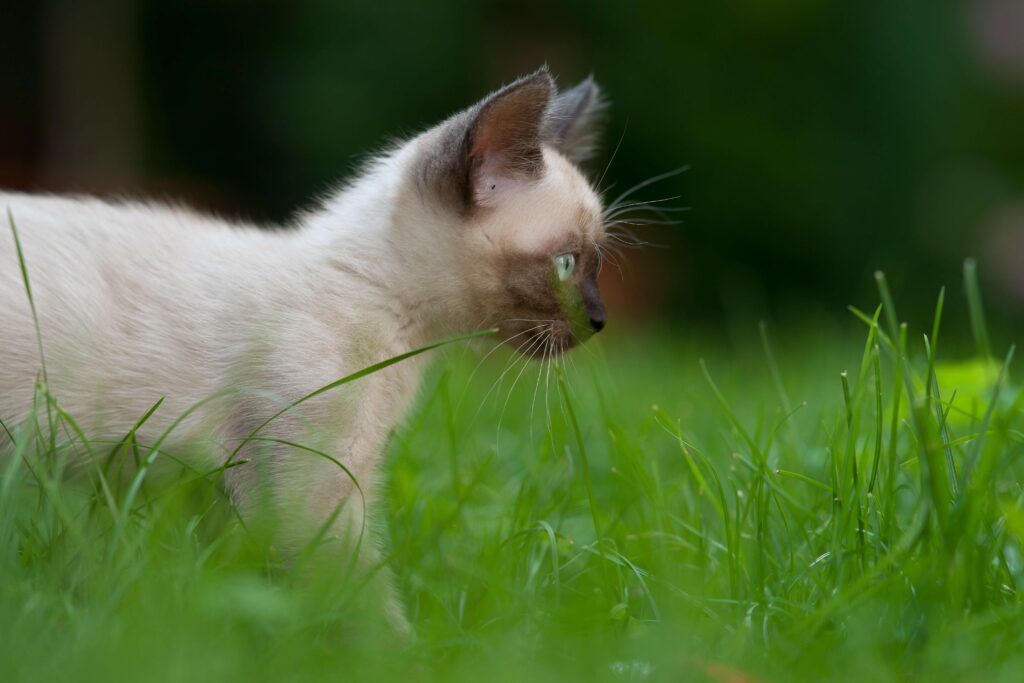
[3,1,1024,332]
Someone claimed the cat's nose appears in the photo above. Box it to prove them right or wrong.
[580,274,606,334]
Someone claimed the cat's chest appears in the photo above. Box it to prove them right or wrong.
[259,326,426,446]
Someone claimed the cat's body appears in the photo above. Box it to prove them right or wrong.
[1,148,437,522]
[0,68,608,631]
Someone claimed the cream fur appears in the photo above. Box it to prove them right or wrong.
[0,70,607,632]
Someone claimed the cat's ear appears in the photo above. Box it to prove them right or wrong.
[464,68,554,204]
[425,68,554,211]
[542,76,606,164]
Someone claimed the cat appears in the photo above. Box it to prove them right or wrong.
[0,67,608,633]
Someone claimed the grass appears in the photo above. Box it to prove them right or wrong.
[2,262,1024,682]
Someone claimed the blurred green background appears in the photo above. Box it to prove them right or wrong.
[3,0,1024,329]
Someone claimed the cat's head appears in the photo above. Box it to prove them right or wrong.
[417,67,608,357]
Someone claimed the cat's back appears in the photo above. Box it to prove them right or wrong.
[1,191,259,327]
[0,191,287,423]
[0,191,250,265]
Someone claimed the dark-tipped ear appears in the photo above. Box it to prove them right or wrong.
[423,68,554,212]
[465,68,554,204]
[542,76,606,164]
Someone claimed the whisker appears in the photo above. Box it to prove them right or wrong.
[553,341,574,430]
[595,244,625,280]
[565,337,580,376]
[607,203,691,216]
[495,332,547,449]
[543,329,555,449]
[472,329,545,422]
[604,230,668,250]
[603,195,684,219]
[456,324,546,416]
[604,231,654,248]
[596,119,628,196]
[528,334,547,447]
[603,166,689,215]
[606,217,684,228]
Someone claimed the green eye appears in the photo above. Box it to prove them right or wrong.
[554,253,576,282]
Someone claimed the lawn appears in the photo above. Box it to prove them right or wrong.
[2,267,1023,682]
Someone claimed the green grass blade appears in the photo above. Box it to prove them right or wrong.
[964,258,992,360]
[226,328,497,465]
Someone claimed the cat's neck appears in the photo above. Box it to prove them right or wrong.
[299,142,479,353]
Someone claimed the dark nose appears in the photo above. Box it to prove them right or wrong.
[580,269,606,334]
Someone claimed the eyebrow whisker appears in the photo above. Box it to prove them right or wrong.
[602,165,689,215]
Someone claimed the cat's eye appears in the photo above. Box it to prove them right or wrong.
[554,253,576,282]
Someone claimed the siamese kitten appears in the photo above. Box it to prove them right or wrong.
[0,67,608,632]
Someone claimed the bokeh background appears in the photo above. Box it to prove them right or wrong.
[3,0,1024,334]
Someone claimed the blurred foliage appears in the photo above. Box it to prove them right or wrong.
[2,0,1024,326]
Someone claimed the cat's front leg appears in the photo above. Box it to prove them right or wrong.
[298,468,414,640]
[224,435,412,638]
[310,439,413,641]
[358,545,414,639]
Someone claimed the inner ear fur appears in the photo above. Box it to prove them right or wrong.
[421,68,554,213]
[467,69,554,183]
